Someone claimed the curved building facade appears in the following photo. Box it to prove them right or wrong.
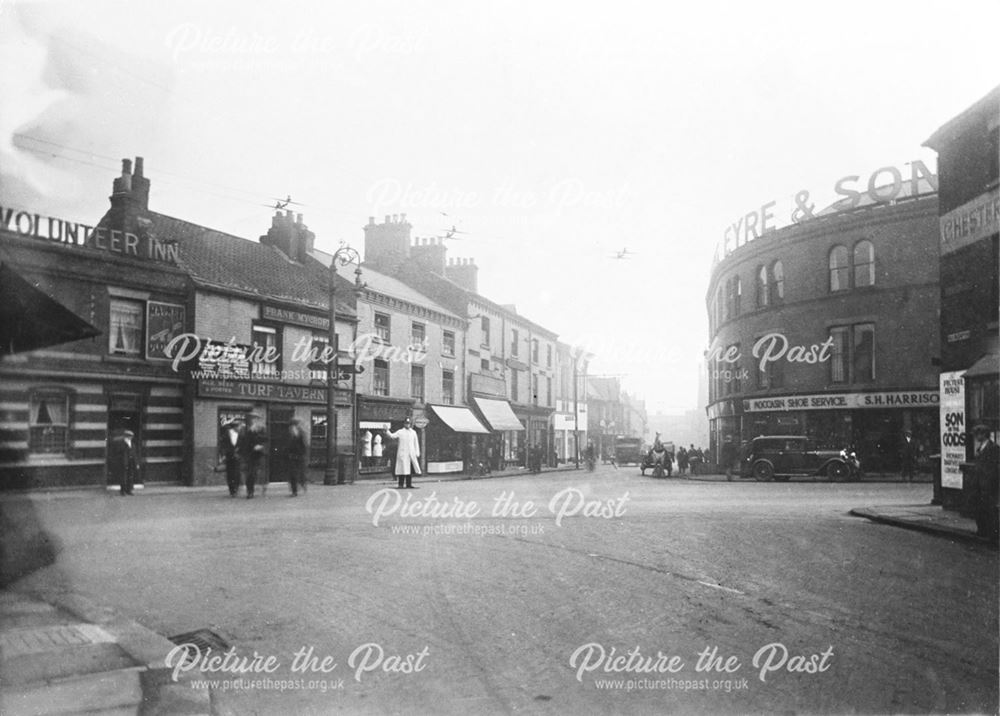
[705,191,940,473]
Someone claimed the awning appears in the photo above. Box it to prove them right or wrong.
[0,262,101,354]
[428,405,490,434]
[473,397,525,431]
[964,353,999,379]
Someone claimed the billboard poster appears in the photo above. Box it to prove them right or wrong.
[940,371,967,489]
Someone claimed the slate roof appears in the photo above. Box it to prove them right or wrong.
[150,212,356,316]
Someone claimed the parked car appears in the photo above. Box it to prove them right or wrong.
[739,435,858,481]
[615,438,644,465]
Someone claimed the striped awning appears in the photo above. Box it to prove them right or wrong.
[428,405,490,434]
[473,397,525,432]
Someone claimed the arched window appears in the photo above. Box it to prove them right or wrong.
[853,240,874,288]
[829,246,849,292]
[733,276,742,316]
[756,265,769,308]
[772,260,784,301]
[717,285,725,323]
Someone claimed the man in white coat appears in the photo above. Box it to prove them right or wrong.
[389,417,421,489]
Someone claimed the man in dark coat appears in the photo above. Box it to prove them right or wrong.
[108,429,139,496]
[242,414,268,499]
[899,430,918,482]
[286,418,308,496]
[971,424,999,544]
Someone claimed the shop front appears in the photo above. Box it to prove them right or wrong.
[358,396,414,479]
[741,389,940,474]
[472,396,524,470]
[426,404,490,474]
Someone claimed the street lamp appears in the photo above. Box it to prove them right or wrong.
[325,242,363,485]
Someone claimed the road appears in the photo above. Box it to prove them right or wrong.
[6,467,998,714]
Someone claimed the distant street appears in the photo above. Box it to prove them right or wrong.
[8,468,998,715]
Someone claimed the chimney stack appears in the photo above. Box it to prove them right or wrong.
[102,156,152,237]
[364,213,412,274]
[260,208,315,262]
[445,256,479,293]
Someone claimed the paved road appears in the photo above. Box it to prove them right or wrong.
[7,468,998,714]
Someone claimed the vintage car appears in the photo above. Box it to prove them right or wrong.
[615,437,644,465]
[738,435,858,481]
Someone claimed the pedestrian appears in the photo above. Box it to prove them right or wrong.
[286,418,308,496]
[221,419,243,497]
[242,413,267,499]
[970,424,999,544]
[388,417,421,489]
[108,429,139,496]
[899,430,917,482]
[688,444,700,474]
[677,446,688,475]
[721,439,737,481]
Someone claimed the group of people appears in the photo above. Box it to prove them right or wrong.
[220,414,308,498]
[677,445,706,475]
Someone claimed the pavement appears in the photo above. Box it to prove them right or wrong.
[0,463,991,714]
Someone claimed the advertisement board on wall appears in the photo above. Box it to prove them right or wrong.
[940,371,966,490]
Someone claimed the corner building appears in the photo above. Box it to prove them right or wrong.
[705,188,941,473]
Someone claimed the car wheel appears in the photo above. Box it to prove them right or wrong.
[752,461,774,482]
[827,462,849,481]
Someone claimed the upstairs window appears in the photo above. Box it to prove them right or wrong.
[511,329,519,356]
[830,242,875,291]
[829,246,850,292]
[251,324,279,379]
[756,265,769,308]
[772,260,784,301]
[109,299,143,356]
[411,322,426,349]
[374,313,390,342]
[442,370,455,405]
[373,359,389,396]
[442,330,456,357]
[410,365,425,402]
[853,240,875,288]
[481,315,490,347]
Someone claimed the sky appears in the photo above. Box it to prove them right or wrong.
[1,0,998,413]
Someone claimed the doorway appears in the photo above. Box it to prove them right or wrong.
[269,405,294,484]
[106,392,141,486]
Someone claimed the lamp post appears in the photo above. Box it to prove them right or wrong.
[325,242,363,485]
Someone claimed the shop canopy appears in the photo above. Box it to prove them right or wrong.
[428,405,490,434]
[964,353,999,379]
[0,262,101,355]
[473,397,525,431]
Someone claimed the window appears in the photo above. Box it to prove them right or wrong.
[532,339,539,364]
[442,370,455,405]
[442,330,455,357]
[716,285,725,324]
[109,298,143,356]
[829,327,848,383]
[29,389,70,454]
[251,324,279,379]
[756,265,769,308]
[730,344,741,393]
[547,376,552,406]
[546,344,552,368]
[754,346,783,389]
[410,365,425,402]
[374,313,390,342]
[411,322,426,349]
[532,374,539,405]
[511,329,519,356]
[853,323,875,383]
[511,369,519,403]
[481,358,490,371]
[831,242,875,291]
[373,359,389,396]
[310,335,329,381]
[725,276,741,318]
[772,260,784,301]
[481,315,490,346]
[309,411,326,466]
[853,240,874,288]
[829,246,850,292]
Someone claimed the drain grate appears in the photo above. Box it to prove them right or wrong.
[168,628,231,664]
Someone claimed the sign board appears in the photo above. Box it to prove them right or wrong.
[262,305,330,331]
[146,302,186,360]
[940,371,966,490]
[198,379,350,405]
[939,188,999,256]
[742,390,939,412]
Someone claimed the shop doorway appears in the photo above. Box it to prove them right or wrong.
[106,393,141,486]
[269,405,294,484]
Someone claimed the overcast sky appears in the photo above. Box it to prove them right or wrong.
[2,0,998,413]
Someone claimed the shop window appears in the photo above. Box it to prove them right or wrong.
[829,246,850,292]
[29,389,71,454]
[853,240,875,288]
[251,324,279,379]
[309,411,326,466]
[756,265,769,308]
[511,329,519,356]
[109,298,144,356]
[772,260,784,301]
[374,313,391,342]
[442,330,455,357]
[411,364,425,402]
[853,323,875,383]
[411,322,426,349]
[373,359,389,396]
[481,315,490,347]
[442,370,455,405]
[829,327,848,383]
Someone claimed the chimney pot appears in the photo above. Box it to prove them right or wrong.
[385,215,391,224]
[296,213,304,225]
[134,157,144,177]
[401,212,407,223]
[368,216,375,225]
[122,159,132,176]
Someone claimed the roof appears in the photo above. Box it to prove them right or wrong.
[150,213,356,316]
[924,84,1000,150]
[311,252,461,322]
[587,377,621,402]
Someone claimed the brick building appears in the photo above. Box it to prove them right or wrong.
[705,179,941,473]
